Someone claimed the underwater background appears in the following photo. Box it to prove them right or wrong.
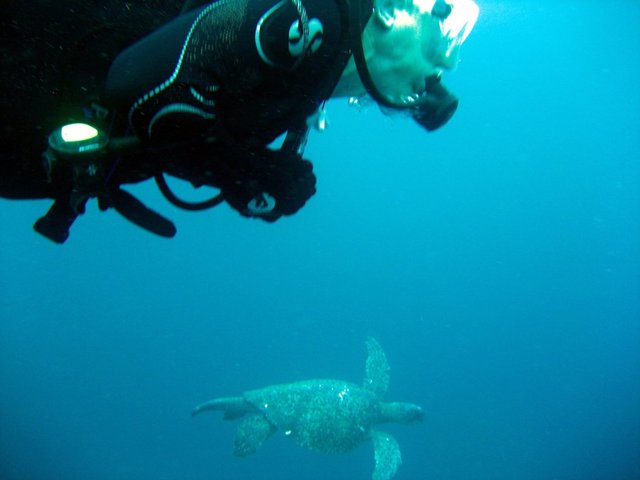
[1,1,639,479]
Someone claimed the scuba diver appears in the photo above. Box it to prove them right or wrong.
[0,0,479,243]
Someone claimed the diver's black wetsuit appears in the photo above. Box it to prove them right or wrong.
[108,0,352,147]
[104,0,367,219]
[0,0,372,240]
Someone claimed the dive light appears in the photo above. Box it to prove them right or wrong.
[47,122,109,156]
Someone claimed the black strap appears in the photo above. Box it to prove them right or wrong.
[349,0,406,110]
[109,187,177,238]
[155,171,224,211]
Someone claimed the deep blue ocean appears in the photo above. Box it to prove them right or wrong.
[1,1,639,479]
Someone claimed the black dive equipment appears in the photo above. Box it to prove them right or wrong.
[36,123,178,243]
[34,120,315,243]
[350,0,459,131]
[410,74,459,132]
[32,0,461,243]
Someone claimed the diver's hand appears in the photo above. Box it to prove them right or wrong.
[219,148,316,221]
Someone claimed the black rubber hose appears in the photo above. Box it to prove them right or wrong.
[155,172,224,211]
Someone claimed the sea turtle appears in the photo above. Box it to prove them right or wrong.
[192,338,424,480]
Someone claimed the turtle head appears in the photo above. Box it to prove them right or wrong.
[378,401,425,424]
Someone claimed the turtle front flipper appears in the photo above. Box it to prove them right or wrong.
[192,397,257,420]
[234,414,276,457]
[371,430,402,480]
[363,337,390,398]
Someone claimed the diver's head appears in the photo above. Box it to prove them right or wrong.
[365,0,479,104]
[335,0,478,130]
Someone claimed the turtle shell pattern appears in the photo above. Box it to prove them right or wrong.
[244,379,380,453]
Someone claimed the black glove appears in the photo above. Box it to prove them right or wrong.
[216,147,316,221]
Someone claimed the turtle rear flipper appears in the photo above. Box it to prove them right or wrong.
[363,338,390,398]
[371,430,402,480]
[234,414,276,457]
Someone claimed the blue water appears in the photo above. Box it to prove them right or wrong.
[1,1,639,479]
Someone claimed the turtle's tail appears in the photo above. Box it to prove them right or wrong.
[192,397,253,420]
